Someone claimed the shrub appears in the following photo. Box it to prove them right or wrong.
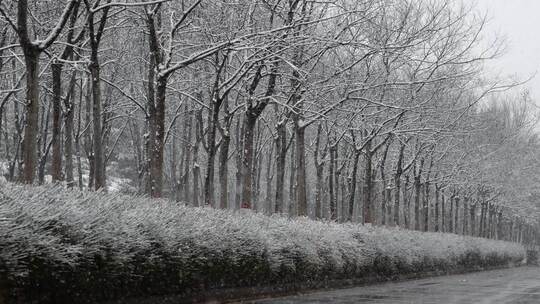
[0,184,525,303]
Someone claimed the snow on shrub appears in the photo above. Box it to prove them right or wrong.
[0,184,525,303]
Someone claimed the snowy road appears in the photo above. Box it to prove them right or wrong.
[248,267,540,304]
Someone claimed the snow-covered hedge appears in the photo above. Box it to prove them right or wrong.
[0,185,525,303]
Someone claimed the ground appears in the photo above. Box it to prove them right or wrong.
[248,267,540,304]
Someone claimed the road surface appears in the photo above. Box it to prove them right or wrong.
[247,267,540,303]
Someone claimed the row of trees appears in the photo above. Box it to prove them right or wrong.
[0,0,538,244]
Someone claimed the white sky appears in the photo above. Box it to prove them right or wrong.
[476,0,540,99]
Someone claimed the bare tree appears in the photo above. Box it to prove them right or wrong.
[0,0,79,183]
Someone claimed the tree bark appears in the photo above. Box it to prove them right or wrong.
[240,63,277,209]
[51,2,81,184]
[288,139,296,217]
[329,144,337,220]
[51,62,63,182]
[449,194,454,233]
[348,151,361,221]
[21,49,40,184]
[144,11,168,198]
[480,201,487,237]
[393,143,405,226]
[264,141,274,213]
[403,175,410,228]
[147,77,167,197]
[379,140,391,226]
[313,123,326,219]
[363,139,374,224]
[253,127,264,211]
[295,124,307,216]
[496,210,503,240]
[37,98,51,185]
[89,46,104,190]
[441,192,446,232]
[315,162,324,219]
[235,118,243,209]
[434,185,440,232]
[274,121,287,213]
[218,119,231,209]
[454,197,460,235]
[463,198,469,235]
[241,115,257,209]
[470,201,477,236]
[204,96,222,205]
[63,71,77,188]
[181,112,193,201]
[85,2,112,191]
[192,111,203,207]
[423,182,430,232]
[413,161,423,231]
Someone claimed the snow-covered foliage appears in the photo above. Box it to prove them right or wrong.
[0,184,525,303]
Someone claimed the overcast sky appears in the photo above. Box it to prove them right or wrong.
[476,0,540,98]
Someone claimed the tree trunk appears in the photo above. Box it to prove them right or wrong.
[76,79,84,190]
[145,13,167,198]
[147,77,167,197]
[313,124,325,219]
[454,197,460,234]
[497,210,503,240]
[234,118,243,210]
[253,129,264,211]
[470,202,477,236]
[463,198,469,235]
[434,185,440,232]
[181,112,193,201]
[403,175,410,228]
[288,140,296,217]
[7,61,20,182]
[274,121,287,213]
[329,144,337,220]
[384,188,391,226]
[38,97,51,185]
[192,111,203,207]
[480,202,487,237]
[413,174,421,231]
[204,97,222,206]
[315,162,324,219]
[449,195,454,233]
[441,192,446,232]
[64,72,76,188]
[218,124,230,209]
[22,49,40,184]
[241,115,257,209]
[89,47,104,190]
[348,152,361,221]
[51,62,63,182]
[340,175,347,222]
[363,140,373,224]
[379,141,391,226]
[295,125,307,216]
[264,142,274,214]
[423,182,430,232]
[393,143,405,226]
[487,203,493,239]
[412,158,424,231]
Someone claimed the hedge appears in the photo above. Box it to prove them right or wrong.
[0,184,525,303]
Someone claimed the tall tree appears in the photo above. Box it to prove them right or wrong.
[0,0,79,184]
